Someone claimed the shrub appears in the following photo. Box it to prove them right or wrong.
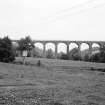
[83,53,90,61]
[69,48,81,60]
[46,49,54,59]
[90,53,100,62]
[89,46,105,63]
[0,37,15,63]
[17,36,34,57]
[60,53,69,60]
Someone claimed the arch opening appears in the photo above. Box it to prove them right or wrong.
[69,43,78,51]
[45,43,56,58]
[34,42,44,57]
[46,43,55,52]
[58,43,67,54]
[80,43,89,51]
[92,43,100,54]
[80,43,90,58]
[34,43,43,50]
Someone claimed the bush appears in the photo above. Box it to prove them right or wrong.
[60,53,69,60]
[90,53,100,62]
[46,49,54,59]
[83,53,90,61]
[70,53,81,60]
[60,48,81,60]
[90,51,105,63]
[0,36,15,63]
[69,48,81,60]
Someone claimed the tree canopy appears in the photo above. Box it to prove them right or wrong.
[46,49,54,58]
[18,36,34,51]
[0,36,15,62]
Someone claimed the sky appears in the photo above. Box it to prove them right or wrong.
[0,0,105,41]
[0,0,105,52]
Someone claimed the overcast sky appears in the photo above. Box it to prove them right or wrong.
[0,0,105,41]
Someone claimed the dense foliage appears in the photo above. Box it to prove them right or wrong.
[0,36,15,62]
[90,46,105,63]
[69,48,81,60]
[46,49,54,58]
[59,46,105,63]
[60,53,69,60]
[18,36,34,56]
[60,48,81,60]
[1,35,104,63]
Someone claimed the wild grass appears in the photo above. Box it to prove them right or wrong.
[0,57,105,104]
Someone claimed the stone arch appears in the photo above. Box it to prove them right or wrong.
[45,43,55,52]
[58,43,67,54]
[34,42,44,50]
[69,43,79,51]
[80,43,90,58]
[45,43,55,58]
[92,43,100,54]
[92,43,100,48]
[34,42,44,57]
[80,43,89,51]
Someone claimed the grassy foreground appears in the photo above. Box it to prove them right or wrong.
[0,57,105,104]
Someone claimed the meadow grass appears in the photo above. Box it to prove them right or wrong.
[0,57,105,104]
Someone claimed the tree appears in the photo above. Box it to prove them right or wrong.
[69,48,81,60]
[83,53,90,61]
[0,36,15,62]
[46,49,54,58]
[99,46,105,62]
[90,53,100,62]
[12,42,19,56]
[33,47,43,57]
[90,46,105,63]
[60,53,69,60]
[18,36,34,56]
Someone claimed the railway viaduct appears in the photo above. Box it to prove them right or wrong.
[12,40,105,57]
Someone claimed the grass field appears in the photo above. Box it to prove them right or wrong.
[0,57,105,105]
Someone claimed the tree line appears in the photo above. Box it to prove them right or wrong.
[60,47,105,63]
[0,36,105,63]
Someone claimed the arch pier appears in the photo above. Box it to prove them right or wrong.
[12,40,105,58]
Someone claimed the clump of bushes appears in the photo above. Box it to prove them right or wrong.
[60,46,105,63]
[84,46,105,63]
[90,67,105,72]
[46,49,55,59]
[60,53,69,60]
[0,36,15,63]
[90,52,105,63]
[60,48,81,60]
